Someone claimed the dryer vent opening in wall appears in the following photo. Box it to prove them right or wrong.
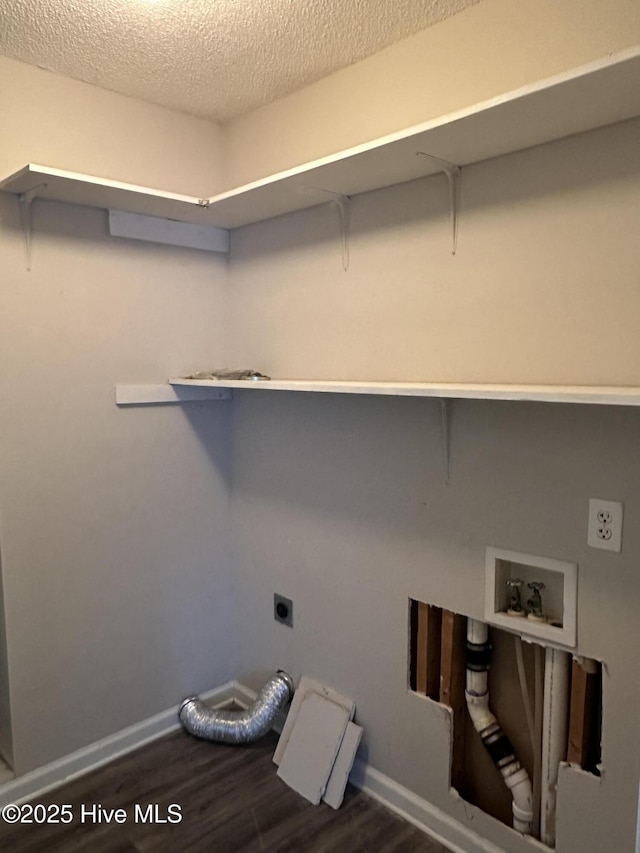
[408,599,603,846]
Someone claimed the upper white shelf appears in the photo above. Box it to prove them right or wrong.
[0,165,210,226]
[168,378,640,407]
[207,47,640,228]
[1,48,639,229]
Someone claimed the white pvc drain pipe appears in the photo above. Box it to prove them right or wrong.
[465,619,533,835]
[540,647,571,846]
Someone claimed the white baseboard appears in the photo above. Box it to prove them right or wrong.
[350,760,507,853]
[0,680,238,808]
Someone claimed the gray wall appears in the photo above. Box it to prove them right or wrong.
[228,118,640,852]
[0,197,235,774]
[0,57,233,776]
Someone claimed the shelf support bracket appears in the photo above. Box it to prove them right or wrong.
[417,153,461,255]
[18,184,46,271]
[438,398,451,486]
[309,188,351,271]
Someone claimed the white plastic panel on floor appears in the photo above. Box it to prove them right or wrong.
[323,721,364,810]
[273,676,355,766]
[276,692,350,805]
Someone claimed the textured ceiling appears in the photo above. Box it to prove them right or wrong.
[0,0,479,122]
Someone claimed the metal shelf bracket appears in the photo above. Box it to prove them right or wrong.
[417,152,461,255]
[309,188,351,271]
[18,184,46,271]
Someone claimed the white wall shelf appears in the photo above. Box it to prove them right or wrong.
[1,47,639,233]
[120,378,640,485]
[168,378,640,407]
[204,47,640,229]
[0,165,210,225]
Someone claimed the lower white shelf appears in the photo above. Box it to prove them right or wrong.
[116,378,640,487]
[114,378,640,407]
[168,378,640,407]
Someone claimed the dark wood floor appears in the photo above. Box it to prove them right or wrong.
[0,730,450,852]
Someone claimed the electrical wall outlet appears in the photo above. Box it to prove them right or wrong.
[587,498,624,552]
[274,593,293,627]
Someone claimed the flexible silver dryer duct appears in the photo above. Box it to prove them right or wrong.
[179,670,295,744]
[465,619,533,835]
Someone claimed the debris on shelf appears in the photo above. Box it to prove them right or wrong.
[186,368,271,381]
